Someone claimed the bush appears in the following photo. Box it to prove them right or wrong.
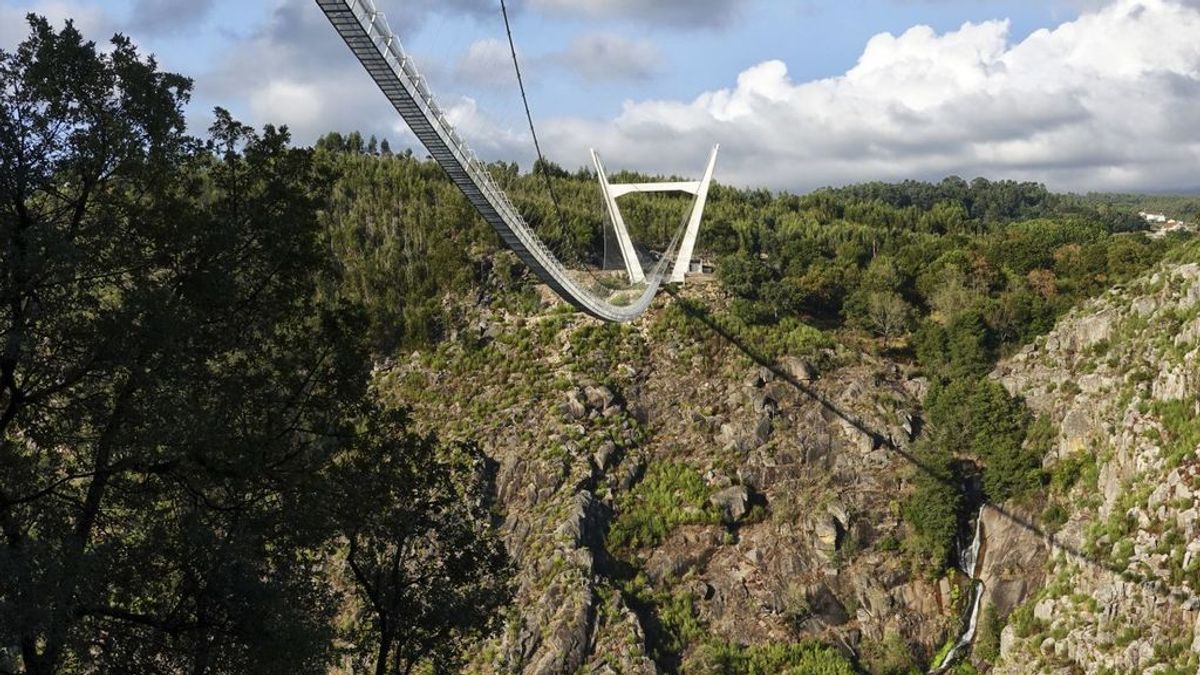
[608,462,720,550]
[974,605,1003,665]
[1152,400,1200,467]
[687,640,856,675]
[1042,502,1068,532]
[858,630,919,675]
[902,440,964,574]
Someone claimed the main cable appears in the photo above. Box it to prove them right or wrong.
[499,0,592,276]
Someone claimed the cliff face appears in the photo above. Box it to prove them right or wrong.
[377,279,966,673]
[377,252,1200,673]
[990,260,1200,673]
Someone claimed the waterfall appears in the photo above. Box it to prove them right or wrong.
[932,507,985,673]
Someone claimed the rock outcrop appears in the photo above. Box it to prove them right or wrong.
[382,281,960,673]
[989,262,1200,674]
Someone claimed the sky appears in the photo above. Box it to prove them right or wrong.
[2,0,1199,193]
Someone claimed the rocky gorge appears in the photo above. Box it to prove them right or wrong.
[376,250,1200,674]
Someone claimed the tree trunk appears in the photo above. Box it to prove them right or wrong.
[374,616,393,675]
[33,376,139,672]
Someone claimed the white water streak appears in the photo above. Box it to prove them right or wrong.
[933,509,985,673]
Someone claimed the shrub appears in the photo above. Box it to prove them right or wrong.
[688,640,855,675]
[608,462,720,550]
[1042,502,1069,532]
[859,630,918,675]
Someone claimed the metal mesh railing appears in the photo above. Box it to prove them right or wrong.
[318,0,682,322]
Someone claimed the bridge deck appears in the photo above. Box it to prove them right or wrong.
[317,0,676,322]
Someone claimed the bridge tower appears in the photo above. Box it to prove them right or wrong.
[592,145,720,284]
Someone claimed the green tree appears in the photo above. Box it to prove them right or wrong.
[968,381,1040,501]
[945,310,993,380]
[0,19,510,673]
[333,420,511,675]
[902,439,964,573]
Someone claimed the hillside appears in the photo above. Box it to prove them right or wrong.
[323,146,1195,673]
[369,241,1197,674]
[989,244,1200,673]
[379,281,948,673]
[5,16,1200,675]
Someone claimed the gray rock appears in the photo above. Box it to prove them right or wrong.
[584,385,615,411]
[593,441,618,471]
[754,416,773,445]
[1071,311,1114,350]
[710,485,751,523]
[782,356,817,382]
[814,517,840,552]
[527,586,596,675]
[1152,366,1192,402]
[1192,613,1200,653]
[1034,598,1055,623]
[805,583,850,626]
[827,502,850,530]
[556,491,605,549]
[999,624,1017,659]
[564,391,587,420]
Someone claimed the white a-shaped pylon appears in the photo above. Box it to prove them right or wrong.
[591,145,720,285]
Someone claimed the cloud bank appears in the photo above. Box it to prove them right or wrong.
[542,0,1200,192]
[4,0,1199,193]
[527,0,750,28]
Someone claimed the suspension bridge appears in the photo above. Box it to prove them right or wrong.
[316,0,719,323]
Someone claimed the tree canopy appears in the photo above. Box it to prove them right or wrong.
[0,17,509,674]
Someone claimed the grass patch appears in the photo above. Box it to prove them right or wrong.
[608,461,721,550]
[687,640,856,675]
[1151,400,1200,468]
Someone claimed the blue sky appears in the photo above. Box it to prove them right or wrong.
[3,0,1199,192]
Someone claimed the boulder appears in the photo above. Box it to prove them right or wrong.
[781,356,817,382]
[644,530,721,583]
[710,486,751,523]
[754,416,773,445]
[805,583,850,626]
[584,385,615,411]
[814,517,840,552]
[564,391,587,420]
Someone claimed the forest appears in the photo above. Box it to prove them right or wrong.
[2,15,1195,675]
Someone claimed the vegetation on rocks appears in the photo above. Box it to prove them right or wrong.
[608,462,722,550]
[4,13,1199,675]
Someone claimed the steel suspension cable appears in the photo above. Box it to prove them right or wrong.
[499,0,593,275]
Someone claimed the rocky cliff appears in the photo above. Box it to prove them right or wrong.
[377,250,1200,673]
[376,279,978,673]
[989,257,1200,673]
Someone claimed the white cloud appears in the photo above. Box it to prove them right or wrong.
[528,0,749,28]
[248,80,325,130]
[0,2,114,50]
[456,38,518,87]
[560,33,660,81]
[196,1,400,142]
[539,0,1200,192]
